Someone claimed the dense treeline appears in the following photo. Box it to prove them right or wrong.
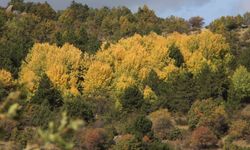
[0,0,250,149]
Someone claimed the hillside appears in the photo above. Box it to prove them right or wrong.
[0,1,250,150]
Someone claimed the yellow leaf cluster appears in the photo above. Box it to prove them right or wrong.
[83,61,113,96]
[143,86,158,103]
[0,69,13,87]
[115,74,136,92]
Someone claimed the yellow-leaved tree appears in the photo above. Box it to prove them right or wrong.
[19,43,91,98]
[167,29,232,74]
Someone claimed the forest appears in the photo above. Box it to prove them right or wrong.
[0,0,250,149]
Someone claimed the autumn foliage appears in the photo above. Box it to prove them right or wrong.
[191,126,218,149]
[82,128,108,150]
[1,1,250,149]
[0,69,13,88]
[19,43,90,98]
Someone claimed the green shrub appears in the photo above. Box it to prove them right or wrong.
[168,128,183,140]
[23,103,57,128]
[63,97,94,122]
[120,86,144,111]
[31,74,63,110]
[129,115,152,138]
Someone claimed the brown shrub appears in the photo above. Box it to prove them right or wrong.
[241,105,250,119]
[229,119,250,139]
[191,126,218,149]
[0,118,17,140]
[82,128,109,150]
